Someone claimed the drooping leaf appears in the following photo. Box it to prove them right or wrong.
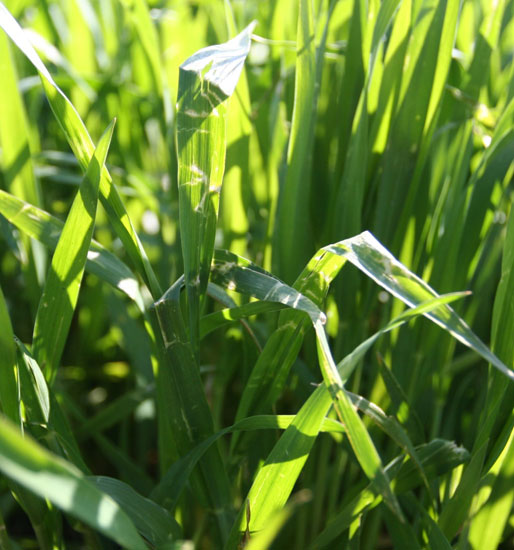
[0,416,147,550]
[217,231,508,547]
[323,232,513,381]
[88,476,181,545]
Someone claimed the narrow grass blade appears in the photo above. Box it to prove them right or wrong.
[230,244,347,445]
[466,203,514,548]
[370,0,402,54]
[332,86,368,240]
[336,293,470,384]
[1,1,511,547]
[151,279,233,542]
[211,249,325,324]
[275,0,317,283]
[314,319,402,519]
[330,0,398,242]
[152,314,462,517]
[123,0,163,97]
[462,0,506,102]
[391,0,461,252]
[32,120,115,382]
[422,0,461,139]
[200,301,287,339]
[16,338,49,425]
[475,193,514,459]
[468,430,514,549]
[438,441,488,540]
[420,511,453,550]
[176,21,255,349]
[376,355,425,444]
[0,3,161,299]
[151,414,345,510]
[345,390,431,494]
[0,416,148,550]
[394,439,470,494]
[0,29,43,311]
[0,190,145,310]
[310,439,469,548]
[221,3,258,260]
[212,250,440,510]
[16,339,89,473]
[222,287,468,547]
[89,476,181,545]
[0,28,40,212]
[368,0,411,158]
[0,284,20,427]
[324,231,513,381]
[220,229,504,547]
[376,0,459,245]
[224,226,496,439]
[244,490,311,550]
[330,0,371,191]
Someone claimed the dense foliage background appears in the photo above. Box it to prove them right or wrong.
[0,0,513,548]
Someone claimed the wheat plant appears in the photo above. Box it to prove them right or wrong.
[0,0,513,549]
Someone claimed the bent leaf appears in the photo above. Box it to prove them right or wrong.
[0,416,147,550]
[323,231,513,381]
[89,476,181,545]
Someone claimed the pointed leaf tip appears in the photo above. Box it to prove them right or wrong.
[180,20,257,97]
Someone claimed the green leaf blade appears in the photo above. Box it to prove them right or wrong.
[0,416,147,550]
[176,22,255,348]
[32,120,115,381]
[0,284,20,427]
[0,189,145,309]
[0,3,161,299]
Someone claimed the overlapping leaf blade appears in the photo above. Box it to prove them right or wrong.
[15,340,90,473]
[176,21,256,348]
[0,29,43,312]
[466,192,514,548]
[0,2,161,299]
[151,279,233,541]
[310,439,469,549]
[88,476,181,545]
[0,0,512,547]
[149,25,257,544]
[0,189,145,309]
[0,416,148,550]
[32,120,114,382]
[275,0,317,283]
[229,243,346,448]
[214,231,510,547]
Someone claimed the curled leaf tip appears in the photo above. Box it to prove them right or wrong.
[180,21,257,97]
